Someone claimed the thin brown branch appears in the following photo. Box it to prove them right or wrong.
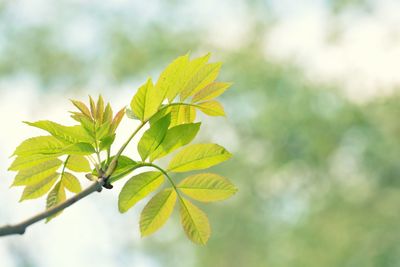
[0,178,105,237]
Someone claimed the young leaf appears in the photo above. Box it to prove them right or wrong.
[180,62,222,101]
[62,172,82,193]
[138,114,171,161]
[192,82,232,103]
[65,155,91,172]
[89,96,96,118]
[179,197,211,245]
[178,173,237,202]
[12,159,62,186]
[118,171,164,213]
[24,121,93,144]
[149,122,201,162]
[140,188,177,237]
[20,173,60,201]
[71,100,91,118]
[130,78,162,121]
[196,101,225,116]
[168,144,232,172]
[110,107,126,133]
[96,95,105,122]
[46,182,66,222]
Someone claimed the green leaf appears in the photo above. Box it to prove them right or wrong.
[66,155,91,172]
[8,154,57,171]
[179,197,211,245]
[12,158,62,186]
[178,173,237,202]
[140,188,177,237]
[46,182,66,222]
[118,171,164,213]
[20,173,60,201]
[13,136,67,156]
[138,114,171,161]
[156,54,190,102]
[62,142,96,155]
[24,120,93,144]
[196,101,225,116]
[180,62,222,101]
[99,134,115,151]
[107,156,138,183]
[168,144,232,172]
[191,82,232,103]
[150,122,201,162]
[130,78,163,121]
[62,172,82,193]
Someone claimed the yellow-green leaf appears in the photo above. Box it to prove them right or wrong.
[118,171,164,213]
[150,123,201,162]
[13,136,67,156]
[197,101,225,116]
[71,99,91,118]
[156,54,190,102]
[179,197,211,245]
[168,144,232,172]
[12,159,62,186]
[20,173,60,201]
[178,173,237,202]
[180,62,222,101]
[192,82,232,103]
[62,142,95,155]
[140,188,177,237]
[138,114,171,161]
[46,182,66,222]
[130,78,163,121]
[24,120,93,144]
[108,156,138,183]
[8,154,57,171]
[62,172,82,193]
[96,95,105,122]
[66,155,91,172]
[169,105,196,127]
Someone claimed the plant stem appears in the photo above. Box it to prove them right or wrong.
[0,178,106,237]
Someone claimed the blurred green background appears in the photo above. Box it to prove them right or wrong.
[1,0,400,266]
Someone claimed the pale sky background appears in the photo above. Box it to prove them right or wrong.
[1,0,400,266]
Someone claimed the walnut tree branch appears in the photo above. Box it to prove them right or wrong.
[0,177,106,237]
